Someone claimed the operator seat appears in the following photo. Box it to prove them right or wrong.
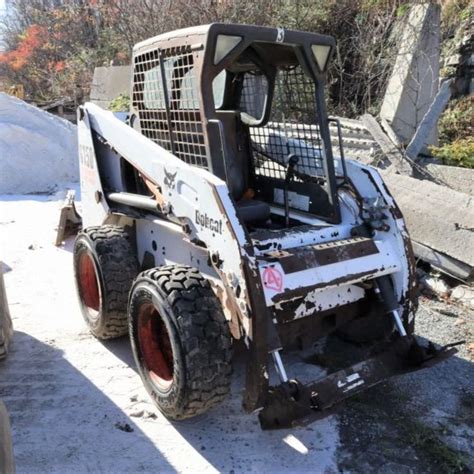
[214,110,270,224]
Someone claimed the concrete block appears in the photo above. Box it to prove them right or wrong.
[90,65,131,109]
[405,78,453,160]
[381,4,440,146]
[423,164,474,196]
[381,172,474,277]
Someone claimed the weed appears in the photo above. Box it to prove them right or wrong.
[108,94,130,112]
[405,420,469,473]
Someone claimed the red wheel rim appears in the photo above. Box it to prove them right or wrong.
[138,303,174,389]
[78,252,101,315]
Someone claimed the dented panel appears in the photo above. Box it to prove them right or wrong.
[263,237,378,274]
[258,239,400,306]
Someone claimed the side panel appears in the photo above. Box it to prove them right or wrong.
[77,110,109,228]
[133,217,242,337]
[135,217,218,279]
[81,103,253,336]
[344,160,416,324]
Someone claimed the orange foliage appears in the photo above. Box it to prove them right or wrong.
[54,61,65,73]
[0,25,47,71]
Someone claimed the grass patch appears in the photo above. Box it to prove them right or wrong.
[108,94,130,112]
[405,420,469,473]
[430,138,474,169]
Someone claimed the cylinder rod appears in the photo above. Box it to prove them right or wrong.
[271,350,288,383]
[107,192,159,212]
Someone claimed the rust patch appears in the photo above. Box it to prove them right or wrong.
[271,269,380,304]
[263,237,378,274]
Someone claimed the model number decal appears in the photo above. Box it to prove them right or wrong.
[195,210,223,234]
[79,144,95,169]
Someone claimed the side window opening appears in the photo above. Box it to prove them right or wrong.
[212,70,227,109]
[133,50,209,169]
[143,65,166,109]
[239,71,268,123]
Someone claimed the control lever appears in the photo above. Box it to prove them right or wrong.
[284,154,299,227]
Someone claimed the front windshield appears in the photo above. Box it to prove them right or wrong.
[243,64,325,181]
[210,40,339,222]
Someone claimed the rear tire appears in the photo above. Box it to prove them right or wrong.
[129,265,232,420]
[73,225,137,340]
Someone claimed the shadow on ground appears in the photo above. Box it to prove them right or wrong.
[103,332,474,473]
[1,331,175,472]
[103,337,340,473]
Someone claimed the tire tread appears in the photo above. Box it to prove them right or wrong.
[133,265,232,419]
[75,225,137,340]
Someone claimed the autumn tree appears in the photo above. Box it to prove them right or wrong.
[0,0,126,101]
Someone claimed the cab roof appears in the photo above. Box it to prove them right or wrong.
[133,23,335,55]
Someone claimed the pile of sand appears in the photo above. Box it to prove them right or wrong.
[0,93,78,194]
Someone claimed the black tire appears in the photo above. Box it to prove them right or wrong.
[73,225,137,340]
[129,265,232,420]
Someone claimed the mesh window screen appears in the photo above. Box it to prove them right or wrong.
[244,65,324,181]
[132,48,208,169]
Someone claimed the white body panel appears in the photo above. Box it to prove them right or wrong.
[78,102,415,340]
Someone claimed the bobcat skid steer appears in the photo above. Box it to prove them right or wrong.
[73,24,457,429]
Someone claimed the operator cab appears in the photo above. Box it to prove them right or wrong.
[130,24,342,229]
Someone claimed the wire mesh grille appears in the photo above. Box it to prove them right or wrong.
[132,48,208,169]
[243,65,324,180]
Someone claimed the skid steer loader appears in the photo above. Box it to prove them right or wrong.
[72,24,457,429]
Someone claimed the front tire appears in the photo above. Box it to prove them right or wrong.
[73,225,137,340]
[129,265,232,420]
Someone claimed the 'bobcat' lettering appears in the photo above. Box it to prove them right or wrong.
[195,210,223,234]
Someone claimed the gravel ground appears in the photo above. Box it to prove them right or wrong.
[336,299,473,473]
[0,193,473,473]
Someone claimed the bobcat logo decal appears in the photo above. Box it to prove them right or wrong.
[163,168,177,189]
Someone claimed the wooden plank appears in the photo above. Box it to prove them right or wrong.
[0,263,13,360]
[0,400,15,474]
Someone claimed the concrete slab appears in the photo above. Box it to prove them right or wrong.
[405,78,453,160]
[361,114,412,174]
[90,66,131,109]
[382,172,474,275]
[380,4,441,146]
[422,163,474,196]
